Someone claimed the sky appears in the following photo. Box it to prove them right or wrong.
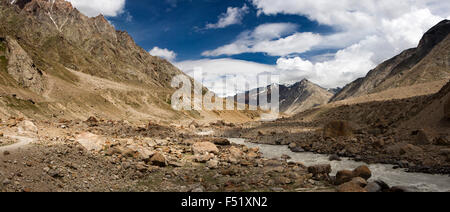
[66,0,450,96]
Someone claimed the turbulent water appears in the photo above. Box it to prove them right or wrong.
[229,138,450,192]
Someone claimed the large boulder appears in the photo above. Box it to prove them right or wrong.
[353,165,372,180]
[75,132,106,152]
[414,129,433,145]
[337,182,367,192]
[192,142,219,155]
[150,152,166,167]
[335,170,354,185]
[308,164,331,180]
[17,120,38,136]
[323,121,353,138]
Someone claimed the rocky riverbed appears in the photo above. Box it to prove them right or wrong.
[0,117,335,192]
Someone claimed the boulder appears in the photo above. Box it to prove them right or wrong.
[150,152,166,167]
[229,146,244,159]
[211,138,231,146]
[206,159,219,169]
[351,177,368,187]
[75,132,106,152]
[192,142,219,155]
[400,144,423,155]
[329,154,341,161]
[365,182,382,192]
[337,182,367,192]
[434,136,450,146]
[323,120,353,138]
[414,129,433,145]
[353,165,372,180]
[308,164,332,176]
[17,120,38,136]
[335,170,354,185]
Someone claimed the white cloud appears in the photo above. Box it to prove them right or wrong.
[242,0,448,88]
[176,59,278,97]
[149,47,177,61]
[206,4,250,29]
[202,23,322,56]
[67,0,126,17]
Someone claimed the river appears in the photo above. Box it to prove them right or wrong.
[229,138,450,192]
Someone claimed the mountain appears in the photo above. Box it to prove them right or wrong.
[331,20,450,102]
[231,79,333,115]
[0,0,257,123]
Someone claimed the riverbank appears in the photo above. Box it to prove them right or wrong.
[0,117,334,192]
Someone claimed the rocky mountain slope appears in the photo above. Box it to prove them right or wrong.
[231,79,333,115]
[0,0,257,124]
[331,20,450,102]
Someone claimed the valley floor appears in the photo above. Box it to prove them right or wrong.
[0,118,333,192]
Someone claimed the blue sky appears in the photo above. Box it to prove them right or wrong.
[107,0,334,63]
[67,0,449,96]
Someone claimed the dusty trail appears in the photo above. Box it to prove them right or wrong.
[0,135,35,152]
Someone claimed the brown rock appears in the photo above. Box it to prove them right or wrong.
[444,95,450,119]
[323,120,353,138]
[211,138,231,146]
[335,170,354,185]
[192,142,219,155]
[75,132,106,152]
[308,164,332,176]
[337,182,367,192]
[353,165,372,180]
[351,177,368,187]
[400,144,423,155]
[150,152,166,167]
[415,129,433,145]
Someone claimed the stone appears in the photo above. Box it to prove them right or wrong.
[365,182,382,192]
[17,120,38,135]
[335,170,354,185]
[389,186,415,192]
[194,153,214,163]
[211,138,231,146]
[414,129,432,145]
[351,177,368,187]
[290,146,305,152]
[439,148,450,156]
[374,180,391,191]
[400,144,423,155]
[229,146,244,160]
[75,132,106,152]
[206,159,219,169]
[353,165,372,180]
[329,154,341,161]
[308,164,332,176]
[150,152,166,167]
[323,120,353,138]
[288,142,297,149]
[444,95,450,120]
[247,152,258,159]
[435,136,450,146]
[192,142,219,155]
[337,182,367,192]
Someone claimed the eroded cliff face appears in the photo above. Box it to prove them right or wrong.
[5,36,46,94]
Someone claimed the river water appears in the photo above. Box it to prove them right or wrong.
[229,138,450,192]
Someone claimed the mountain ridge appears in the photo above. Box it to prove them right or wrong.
[331,20,450,102]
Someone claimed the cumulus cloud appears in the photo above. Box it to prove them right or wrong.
[202,23,322,56]
[245,0,448,88]
[205,4,250,29]
[149,47,177,61]
[176,59,278,97]
[67,0,126,17]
